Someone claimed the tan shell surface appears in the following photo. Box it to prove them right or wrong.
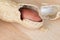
[0,1,44,29]
[0,0,60,40]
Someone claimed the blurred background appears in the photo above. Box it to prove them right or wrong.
[13,0,60,7]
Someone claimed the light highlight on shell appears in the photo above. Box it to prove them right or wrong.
[41,5,60,20]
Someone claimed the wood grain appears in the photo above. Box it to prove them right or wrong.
[0,20,31,40]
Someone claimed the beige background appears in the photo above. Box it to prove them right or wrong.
[0,0,60,40]
[14,0,60,6]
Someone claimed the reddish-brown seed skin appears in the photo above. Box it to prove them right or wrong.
[21,9,42,22]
